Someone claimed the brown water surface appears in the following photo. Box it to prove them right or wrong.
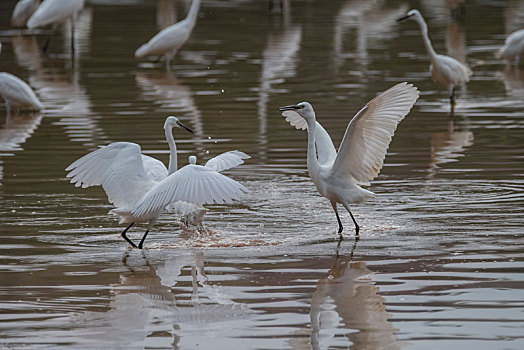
[0,0,523,349]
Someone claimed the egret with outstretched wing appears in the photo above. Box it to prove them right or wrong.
[279,82,419,238]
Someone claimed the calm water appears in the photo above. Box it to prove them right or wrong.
[0,0,523,349]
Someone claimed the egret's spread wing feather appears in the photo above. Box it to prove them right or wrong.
[331,82,419,184]
[132,164,248,217]
[65,142,150,208]
[282,110,337,164]
[204,150,250,172]
[141,155,168,182]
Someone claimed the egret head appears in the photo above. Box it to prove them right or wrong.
[164,116,193,133]
[397,9,422,23]
[278,102,316,122]
[188,155,197,165]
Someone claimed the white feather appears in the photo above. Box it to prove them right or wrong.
[282,111,337,165]
[27,0,84,28]
[0,72,43,111]
[204,150,251,172]
[331,82,419,184]
[132,164,248,217]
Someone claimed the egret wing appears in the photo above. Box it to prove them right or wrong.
[132,164,248,217]
[65,142,151,208]
[142,155,168,182]
[281,110,337,164]
[204,150,250,172]
[331,82,419,184]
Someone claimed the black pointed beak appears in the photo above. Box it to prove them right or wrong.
[177,121,193,133]
[278,105,301,112]
[397,14,413,22]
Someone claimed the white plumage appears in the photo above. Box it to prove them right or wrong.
[397,9,471,111]
[27,0,84,54]
[497,29,524,66]
[135,0,200,69]
[65,116,248,249]
[10,0,41,27]
[0,72,44,115]
[279,82,419,237]
[27,0,84,28]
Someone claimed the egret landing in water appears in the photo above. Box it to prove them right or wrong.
[397,9,471,113]
[279,82,419,239]
[66,116,248,249]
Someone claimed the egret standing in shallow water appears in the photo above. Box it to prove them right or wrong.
[66,116,248,249]
[397,9,470,112]
[279,82,419,238]
[0,72,44,116]
[135,0,200,69]
[27,0,85,54]
[497,29,524,66]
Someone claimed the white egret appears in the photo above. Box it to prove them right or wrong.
[168,151,250,227]
[66,116,248,249]
[279,82,419,238]
[0,72,44,116]
[27,0,85,53]
[135,0,200,69]
[10,0,41,27]
[497,29,524,66]
[397,9,471,112]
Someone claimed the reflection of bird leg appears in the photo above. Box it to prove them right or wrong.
[70,16,75,56]
[191,265,199,303]
[42,36,51,53]
[449,86,456,113]
[121,222,137,248]
[121,250,131,268]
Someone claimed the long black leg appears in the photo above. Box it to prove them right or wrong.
[121,223,137,248]
[450,87,456,113]
[348,210,360,236]
[138,230,149,249]
[341,201,360,236]
[42,36,51,54]
[330,201,343,238]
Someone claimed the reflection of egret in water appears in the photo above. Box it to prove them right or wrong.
[308,242,403,350]
[135,71,204,149]
[428,119,473,178]
[498,66,524,99]
[504,0,524,35]
[0,112,43,185]
[157,0,177,30]
[12,30,105,147]
[333,1,407,73]
[74,251,247,348]
[257,25,301,159]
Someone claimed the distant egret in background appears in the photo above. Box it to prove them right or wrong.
[497,29,524,66]
[27,0,85,54]
[135,0,200,69]
[0,72,44,116]
[397,9,470,112]
[66,116,248,249]
[279,82,419,238]
[10,0,41,27]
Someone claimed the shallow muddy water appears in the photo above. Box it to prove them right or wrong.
[0,0,523,349]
